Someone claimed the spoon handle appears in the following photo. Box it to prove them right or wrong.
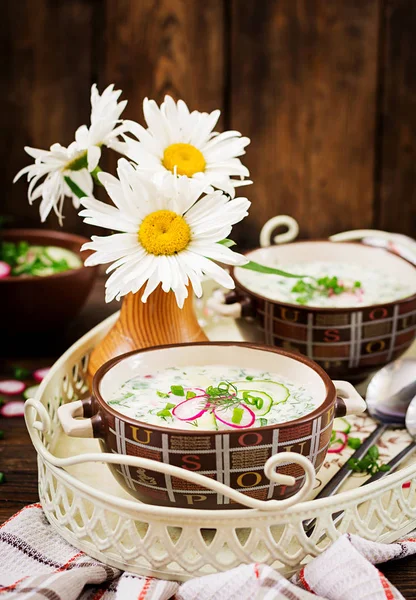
[304,423,388,533]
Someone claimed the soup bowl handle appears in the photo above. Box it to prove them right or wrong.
[207,289,254,319]
[58,398,103,438]
[333,380,366,417]
[260,215,299,248]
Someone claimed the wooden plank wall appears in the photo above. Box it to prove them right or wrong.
[2,0,415,247]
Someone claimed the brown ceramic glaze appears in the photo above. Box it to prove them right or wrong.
[77,342,360,510]
[230,241,416,382]
[0,229,98,334]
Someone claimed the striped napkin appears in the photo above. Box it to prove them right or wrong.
[0,503,415,599]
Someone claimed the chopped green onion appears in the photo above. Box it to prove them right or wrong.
[255,397,264,410]
[259,418,268,427]
[170,385,185,396]
[232,407,244,424]
[368,445,379,460]
[245,376,254,381]
[12,366,30,380]
[156,409,172,417]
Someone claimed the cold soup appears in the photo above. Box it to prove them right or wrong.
[106,365,319,431]
[235,261,415,308]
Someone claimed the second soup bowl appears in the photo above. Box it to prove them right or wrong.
[212,241,416,382]
[58,342,365,509]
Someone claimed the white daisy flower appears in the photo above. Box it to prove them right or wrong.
[121,95,251,197]
[74,84,129,171]
[14,84,129,224]
[80,158,250,308]
[13,142,94,225]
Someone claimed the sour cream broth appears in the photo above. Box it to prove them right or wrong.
[106,365,319,431]
[235,261,414,308]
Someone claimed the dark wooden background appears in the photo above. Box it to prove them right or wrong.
[2,0,416,248]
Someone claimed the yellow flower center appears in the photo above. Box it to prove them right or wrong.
[138,210,191,256]
[162,143,206,177]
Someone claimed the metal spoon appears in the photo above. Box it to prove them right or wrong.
[304,358,416,533]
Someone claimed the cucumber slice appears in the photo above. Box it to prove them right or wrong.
[195,410,218,430]
[333,417,351,434]
[23,384,40,400]
[232,380,290,415]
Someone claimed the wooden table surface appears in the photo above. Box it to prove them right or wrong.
[1,276,416,597]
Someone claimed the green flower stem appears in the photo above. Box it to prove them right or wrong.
[218,239,306,279]
[241,261,307,279]
[91,166,103,185]
[64,176,87,199]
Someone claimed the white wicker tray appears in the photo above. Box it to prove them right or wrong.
[24,293,416,581]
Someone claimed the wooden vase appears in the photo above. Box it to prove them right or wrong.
[87,285,208,380]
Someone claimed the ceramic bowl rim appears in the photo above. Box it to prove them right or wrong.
[92,341,336,435]
[232,240,416,313]
[0,228,93,283]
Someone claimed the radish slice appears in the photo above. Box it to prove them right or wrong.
[0,400,25,417]
[0,262,11,279]
[214,403,255,429]
[33,368,51,383]
[328,431,348,453]
[172,395,208,421]
[0,380,26,396]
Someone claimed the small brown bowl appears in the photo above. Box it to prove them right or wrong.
[58,342,366,509]
[212,241,416,383]
[0,228,98,334]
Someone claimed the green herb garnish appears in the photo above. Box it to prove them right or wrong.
[0,473,5,484]
[245,376,254,381]
[12,366,30,380]
[156,409,172,418]
[186,390,196,399]
[347,445,390,475]
[0,430,4,440]
[259,418,268,427]
[156,402,176,419]
[347,437,362,450]
[232,407,244,424]
[242,391,264,410]
[170,385,185,396]
[0,242,73,277]
[290,274,362,306]
[157,391,170,398]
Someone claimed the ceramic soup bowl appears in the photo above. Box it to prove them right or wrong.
[58,343,365,510]
[211,241,416,383]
